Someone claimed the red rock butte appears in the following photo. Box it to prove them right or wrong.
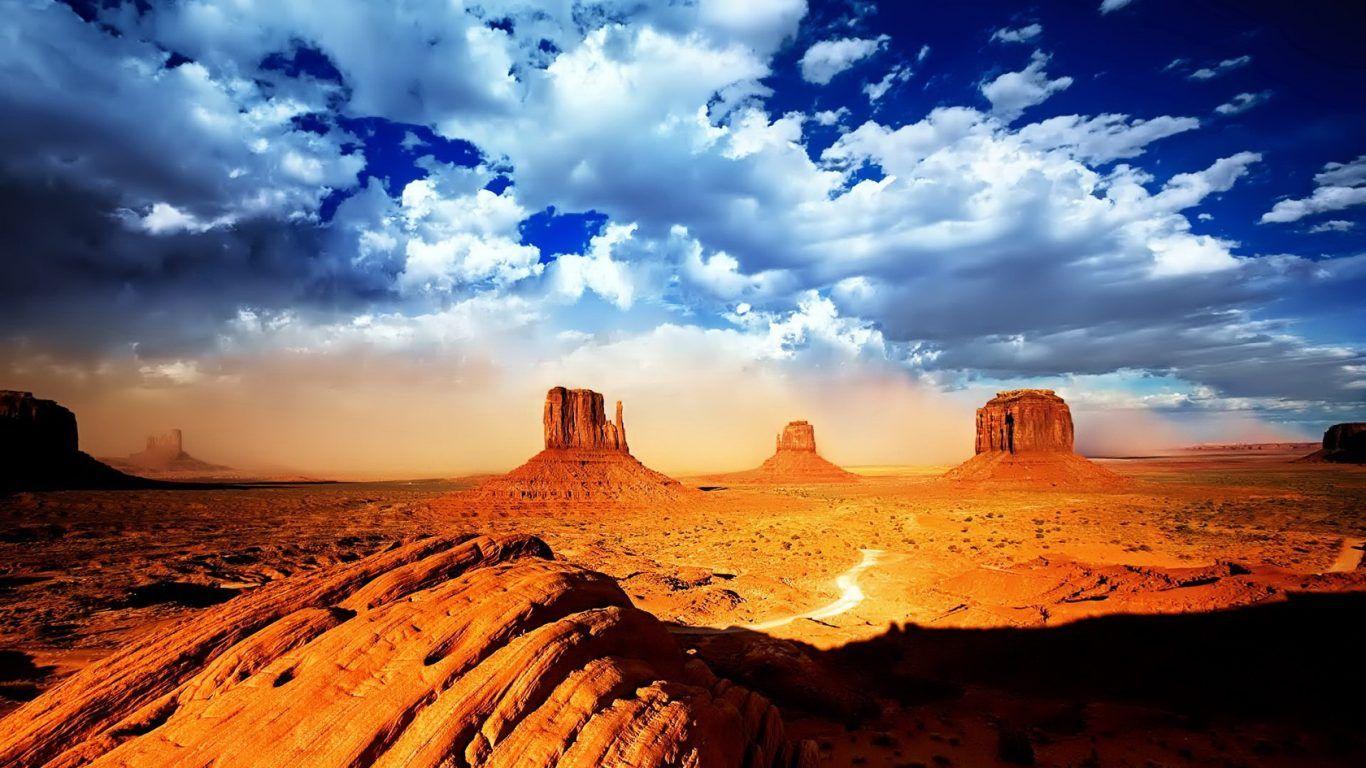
[945,389,1122,487]
[1300,422,1366,463]
[0,390,146,492]
[105,428,230,477]
[472,387,691,506]
[724,421,858,483]
[0,533,816,768]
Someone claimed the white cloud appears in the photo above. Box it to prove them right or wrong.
[1261,155,1366,223]
[1189,55,1251,80]
[991,24,1042,44]
[1015,113,1200,163]
[799,35,889,85]
[1215,91,1272,115]
[1308,220,1355,233]
[813,107,850,126]
[980,51,1074,121]
[548,223,638,309]
[1100,0,1138,13]
[864,65,912,102]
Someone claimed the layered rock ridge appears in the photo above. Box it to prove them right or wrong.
[945,389,1122,487]
[473,387,690,505]
[0,391,148,492]
[0,533,815,768]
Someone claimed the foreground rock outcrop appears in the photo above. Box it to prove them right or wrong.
[104,429,232,478]
[473,387,690,506]
[945,390,1121,487]
[723,421,858,484]
[0,391,147,492]
[0,533,815,768]
[1300,422,1366,464]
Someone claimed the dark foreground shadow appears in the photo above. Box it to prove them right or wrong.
[680,591,1366,727]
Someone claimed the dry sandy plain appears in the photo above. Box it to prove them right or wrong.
[2,450,1364,767]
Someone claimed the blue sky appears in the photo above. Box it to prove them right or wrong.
[1,0,1363,471]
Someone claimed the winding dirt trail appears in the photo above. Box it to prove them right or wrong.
[747,548,886,631]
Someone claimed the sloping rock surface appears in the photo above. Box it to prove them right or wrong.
[0,533,814,768]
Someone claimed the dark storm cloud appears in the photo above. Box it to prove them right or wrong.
[0,176,390,359]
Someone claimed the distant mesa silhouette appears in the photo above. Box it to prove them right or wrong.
[724,420,858,484]
[0,533,817,767]
[944,389,1123,487]
[472,387,691,506]
[105,428,232,477]
[0,390,149,492]
[1300,422,1366,464]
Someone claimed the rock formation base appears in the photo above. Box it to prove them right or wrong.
[942,450,1124,487]
[474,448,692,506]
[0,533,815,768]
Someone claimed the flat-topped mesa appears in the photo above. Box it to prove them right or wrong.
[143,428,185,460]
[0,390,78,458]
[1,390,146,491]
[543,386,628,452]
[775,420,818,453]
[1300,422,1366,463]
[974,389,1075,455]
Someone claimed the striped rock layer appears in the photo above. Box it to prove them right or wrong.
[0,534,815,768]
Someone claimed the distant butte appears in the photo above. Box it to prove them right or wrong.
[472,387,691,506]
[105,428,232,478]
[724,420,858,484]
[944,389,1123,487]
[1300,422,1366,464]
[0,390,149,492]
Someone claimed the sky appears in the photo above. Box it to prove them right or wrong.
[2,0,1364,477]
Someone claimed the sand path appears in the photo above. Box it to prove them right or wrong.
[746,548,886,631]
[1327,537,1365,573]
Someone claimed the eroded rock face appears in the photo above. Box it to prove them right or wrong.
[974,389,1075,455]
[143,429,185,460]
[0,391,142,492]
[544,387,628,452]
[775,421,817,453]
[0,533,814,768]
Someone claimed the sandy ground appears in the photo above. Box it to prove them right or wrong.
[2,453,1364,766]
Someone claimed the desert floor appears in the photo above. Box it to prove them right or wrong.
[2,453,1363,767]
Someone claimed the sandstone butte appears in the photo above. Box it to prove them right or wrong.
[104,428,230,476]
[0,390,148,492]
[1300,422,1366,464]
[724,421,859,484]
[472,387,692,506]
[0,533,818,768]
[944,389,1123,487]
